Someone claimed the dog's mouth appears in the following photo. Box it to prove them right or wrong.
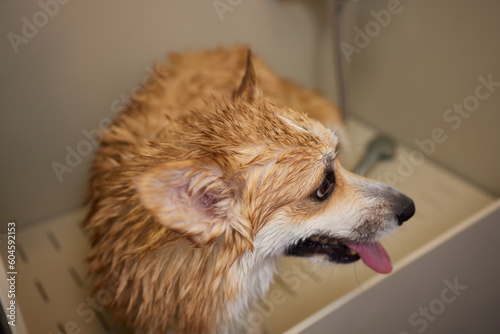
[284,234,392,274]
[285,235,360,264]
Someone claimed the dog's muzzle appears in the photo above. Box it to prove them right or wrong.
[284,193,415,274]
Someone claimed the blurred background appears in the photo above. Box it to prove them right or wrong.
[1,1,499,333]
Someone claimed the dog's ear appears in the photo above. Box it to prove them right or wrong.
[234,49,259,103]
[135,160,250,248]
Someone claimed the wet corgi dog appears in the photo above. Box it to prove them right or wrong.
[85,46,415,334]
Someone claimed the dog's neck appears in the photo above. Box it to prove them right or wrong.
[220,253,277,334]
[143,241,277,334]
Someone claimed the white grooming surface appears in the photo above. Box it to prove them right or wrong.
[0,209,125,334]
[0,119,495,334]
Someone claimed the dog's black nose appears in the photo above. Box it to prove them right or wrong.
[396,195,415,225]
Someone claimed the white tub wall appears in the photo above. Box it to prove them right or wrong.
[0,0,340,227]
[343,0,500,196]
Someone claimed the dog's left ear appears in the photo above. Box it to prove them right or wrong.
[135,160,251,248]
[234,49,259,103]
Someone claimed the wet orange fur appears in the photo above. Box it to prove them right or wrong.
[84,46,343,333]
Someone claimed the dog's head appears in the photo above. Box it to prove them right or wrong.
[134,51,415,275]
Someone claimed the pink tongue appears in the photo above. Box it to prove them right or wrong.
[345,242,392,274]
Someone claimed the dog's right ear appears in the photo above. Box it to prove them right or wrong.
[134,160,251,248]
[234,49,259,103]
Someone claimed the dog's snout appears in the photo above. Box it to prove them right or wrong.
[395,195,415,225]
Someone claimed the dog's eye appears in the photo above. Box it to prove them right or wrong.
[316,179,332,199]
[314,171,335,201]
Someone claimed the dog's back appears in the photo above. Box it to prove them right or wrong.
[131,46,341,126]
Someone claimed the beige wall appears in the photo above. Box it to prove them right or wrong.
[1,0,498,227]
[344,0,500,196]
